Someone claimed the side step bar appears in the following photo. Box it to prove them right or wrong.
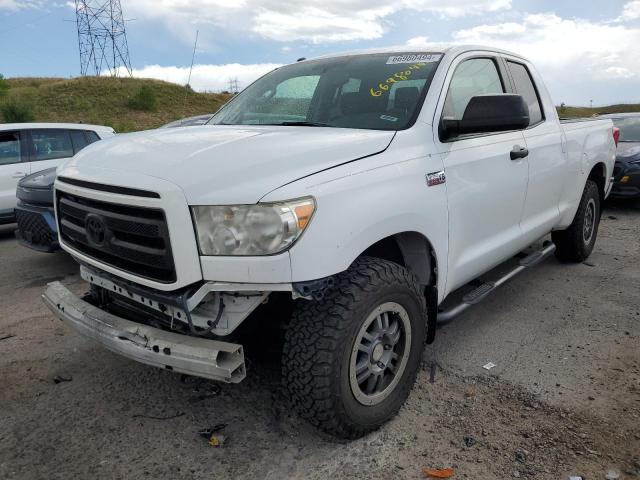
[437,242,556,325]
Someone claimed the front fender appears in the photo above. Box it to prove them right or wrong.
[261,151,449,302]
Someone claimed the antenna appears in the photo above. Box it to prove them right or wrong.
[75,0,132,77]
[183,30,199,115]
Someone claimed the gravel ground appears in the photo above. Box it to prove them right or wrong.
[0,203,638,480]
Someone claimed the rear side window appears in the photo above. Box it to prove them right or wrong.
[0,132,21,165]
[507,61,543,126]
[443,58,504,120]
[86,131,101,144]
[30,129,74,161]
[69,130,89,153]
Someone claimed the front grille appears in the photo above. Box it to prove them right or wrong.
[56,190,176,283]
[16,209,56,248]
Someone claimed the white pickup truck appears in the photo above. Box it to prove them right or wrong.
[44,45,616,438]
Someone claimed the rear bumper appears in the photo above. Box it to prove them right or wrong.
[42,281,246,383]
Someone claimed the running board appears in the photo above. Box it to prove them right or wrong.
[437,242,556,325]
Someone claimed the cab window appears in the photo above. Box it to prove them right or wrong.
[507,61,544,126]
[85,130,101,144]
[442,58,505,120]
[30,129,74,161]
[0,132,21,165]
[69,130,89,152]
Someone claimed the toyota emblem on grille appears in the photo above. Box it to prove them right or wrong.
[85,214,108,247]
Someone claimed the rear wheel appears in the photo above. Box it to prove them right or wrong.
[552,179,601,262]
[282,257,427,438]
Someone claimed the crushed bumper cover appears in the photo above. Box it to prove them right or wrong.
[42,282,246,383]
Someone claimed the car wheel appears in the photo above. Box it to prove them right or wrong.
[552,179,601,262]
[282,256,427,438]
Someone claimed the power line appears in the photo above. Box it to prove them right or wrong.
[74,0,132,77]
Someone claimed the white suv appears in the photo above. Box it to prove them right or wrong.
[0,123,115,224]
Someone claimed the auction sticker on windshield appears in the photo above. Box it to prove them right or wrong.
[386,53,442,65]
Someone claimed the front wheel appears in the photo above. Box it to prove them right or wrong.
[552,179,601,262]
[282,257,427,439]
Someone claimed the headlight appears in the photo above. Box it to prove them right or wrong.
[192,197,315,256]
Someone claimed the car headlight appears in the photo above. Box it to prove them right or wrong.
[192,197,315,256]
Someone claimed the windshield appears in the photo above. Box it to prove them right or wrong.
[209,53,442,131]
[612,117,640,142]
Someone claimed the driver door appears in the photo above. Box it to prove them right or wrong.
[434,55,529,294]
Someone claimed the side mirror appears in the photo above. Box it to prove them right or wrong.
[441,94,530,140]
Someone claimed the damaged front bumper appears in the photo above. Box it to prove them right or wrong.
[42,282,246,383]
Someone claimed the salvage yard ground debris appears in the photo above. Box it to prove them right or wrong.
[0,203,639,479]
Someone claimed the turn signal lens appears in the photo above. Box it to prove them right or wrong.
[294,203,314,230]
[621,175,630,183]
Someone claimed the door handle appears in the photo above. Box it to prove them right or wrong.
[12,172,27,178]
[510,145,529,160]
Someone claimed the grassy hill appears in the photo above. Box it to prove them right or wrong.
[0,76,231,132]
[557,104,640,118]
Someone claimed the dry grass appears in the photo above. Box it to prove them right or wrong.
[557,103,640,118]
[1,76,231,132]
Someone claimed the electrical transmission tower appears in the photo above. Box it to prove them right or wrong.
[75,0,132,77]
[228,78,240,94]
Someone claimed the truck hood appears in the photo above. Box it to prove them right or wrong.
[63,125,395,204]
[616,141,640,162]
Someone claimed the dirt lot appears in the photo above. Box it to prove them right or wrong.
[1,203,639,480]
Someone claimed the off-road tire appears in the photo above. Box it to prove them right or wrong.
[282,257,427,439]
[552,179,601,262]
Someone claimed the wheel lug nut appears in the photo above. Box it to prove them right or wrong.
[384,344,391,350]
[377,361,385,368]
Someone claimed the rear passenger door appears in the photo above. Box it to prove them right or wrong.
[504,58,565,241]
[434,54,529,293]
[0,130,29,215]
[26,129,76,174]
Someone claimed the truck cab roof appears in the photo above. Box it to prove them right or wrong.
[308,44,528,62]
[0,122,115,135]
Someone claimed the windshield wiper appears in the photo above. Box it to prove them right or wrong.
[279,121,332,127]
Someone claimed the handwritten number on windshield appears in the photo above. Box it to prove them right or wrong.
[370,63,426,97]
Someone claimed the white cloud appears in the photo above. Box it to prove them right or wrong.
[127,0,512,44]
[0,0,43,10]
[451,13,640,80]
[403,0,511,18]
[118,63,282,92]
[252,8,384,43]
[407,9,640,103]
[618,0,640,21]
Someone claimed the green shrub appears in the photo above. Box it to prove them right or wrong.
[0,74,9,97]
[1,99,35,122]
[128,85,157,111]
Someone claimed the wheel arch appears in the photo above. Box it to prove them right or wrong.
[360,231,438,289]
[588,162,607,205]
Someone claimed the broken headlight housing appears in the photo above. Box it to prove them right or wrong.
[191,197,315,256]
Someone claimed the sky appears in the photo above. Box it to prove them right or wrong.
[1,0,640,106]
